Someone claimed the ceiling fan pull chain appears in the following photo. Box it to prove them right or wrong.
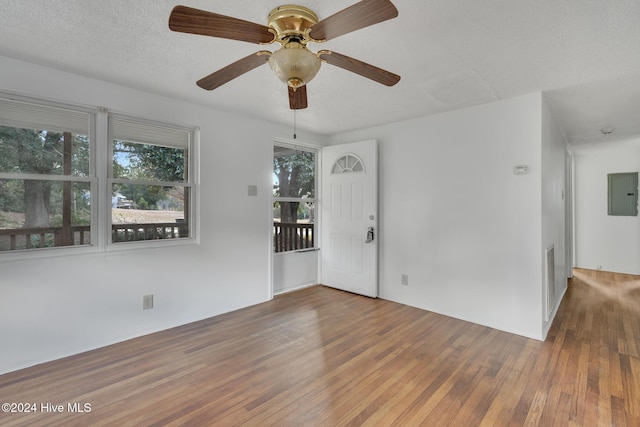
[293,109,297,139]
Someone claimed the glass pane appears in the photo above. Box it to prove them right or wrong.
[111,184,189,243]
[0,179,92,251]
[273,201,315,224]
[273,146,315,253]
[273,148,315,199]
[273,201,315,253]
[332,154,364,174]
[347,156,355,169]
[0,125,90,176]
[113,140,186,182]
[352,161,363,172]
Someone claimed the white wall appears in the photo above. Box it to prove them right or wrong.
[541,97,569,335]
[273,251,317,294]
[573,139,640,274]
[329,94,547,339]
[0,55,574,372]
[0,55,326,374]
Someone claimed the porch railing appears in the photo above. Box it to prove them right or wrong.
[1,221,309,252]
[274,222,314,253]
[111,222,186,242]
[0,225,91,250]
[0,222,188,251]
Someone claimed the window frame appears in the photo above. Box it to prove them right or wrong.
[106,114,197,250]
[273,140,318,254]
[0,92,199,259]
[0,93,97,258]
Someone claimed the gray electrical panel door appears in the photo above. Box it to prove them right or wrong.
[608,172,638,216]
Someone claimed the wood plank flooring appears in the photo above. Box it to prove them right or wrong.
[1,268,639,426]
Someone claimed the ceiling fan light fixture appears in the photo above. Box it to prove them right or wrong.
[169,1,401,108]
[268,42,321,89]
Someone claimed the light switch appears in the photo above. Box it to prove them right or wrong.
[513,164,529,175]
[248,185,258,196]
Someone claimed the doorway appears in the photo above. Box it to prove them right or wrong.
[272,141,318,294]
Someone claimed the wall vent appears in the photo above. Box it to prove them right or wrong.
[546,246,555,321]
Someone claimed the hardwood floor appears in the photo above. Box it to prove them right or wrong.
[1,269,639,426]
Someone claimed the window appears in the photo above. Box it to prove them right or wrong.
[0,97,93,252]
[331,153,364,174]
[0,93,197,255]
[110,116,193,244]
[273,144,316,253]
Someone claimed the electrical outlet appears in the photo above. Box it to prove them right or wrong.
[401,274,409,286]
[143,294,154,310]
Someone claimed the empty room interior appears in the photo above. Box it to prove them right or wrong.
[1,1,639,425]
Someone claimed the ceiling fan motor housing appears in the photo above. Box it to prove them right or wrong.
[266,5,324,89]
[267,5,319,44]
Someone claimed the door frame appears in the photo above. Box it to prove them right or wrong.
[270,137,322,298]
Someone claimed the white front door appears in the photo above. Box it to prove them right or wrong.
[320,140,378,297]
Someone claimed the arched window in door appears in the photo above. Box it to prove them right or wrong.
[331,153,364,174]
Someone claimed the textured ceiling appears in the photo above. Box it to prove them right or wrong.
[1,0,640,145]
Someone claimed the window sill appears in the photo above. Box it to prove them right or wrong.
[105,237,198,253]
[0,237,199,262]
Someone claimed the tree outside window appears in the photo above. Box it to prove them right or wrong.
[0,98,92,251]
[273,146,316,252]
[109,116,192,244]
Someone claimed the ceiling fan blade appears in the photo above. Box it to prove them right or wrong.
[169,5,275,44]
[309,0,398,41]
[318,50,400,86]
[197,52,271,91]
[289,85,308,110]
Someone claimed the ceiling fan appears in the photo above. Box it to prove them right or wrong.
[168,0,401,109]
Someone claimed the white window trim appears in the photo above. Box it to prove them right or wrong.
[0,93,199,260]
[106,113,197,251]
[272,139,318,253]
[0,93,98,260]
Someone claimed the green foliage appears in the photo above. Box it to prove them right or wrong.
[0,126,91,226]
[0,211,23,228]
[0,127,54,174]
[114,183,163,210]
[112,140,185,210]
[273,201,314,221]
[137,197,149,210]
[113,140,184,182]
[0,126,89,176]
[273,151,315,199]
[273,150,315,223]
[72,135,90,176]
[0,179,23,212]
